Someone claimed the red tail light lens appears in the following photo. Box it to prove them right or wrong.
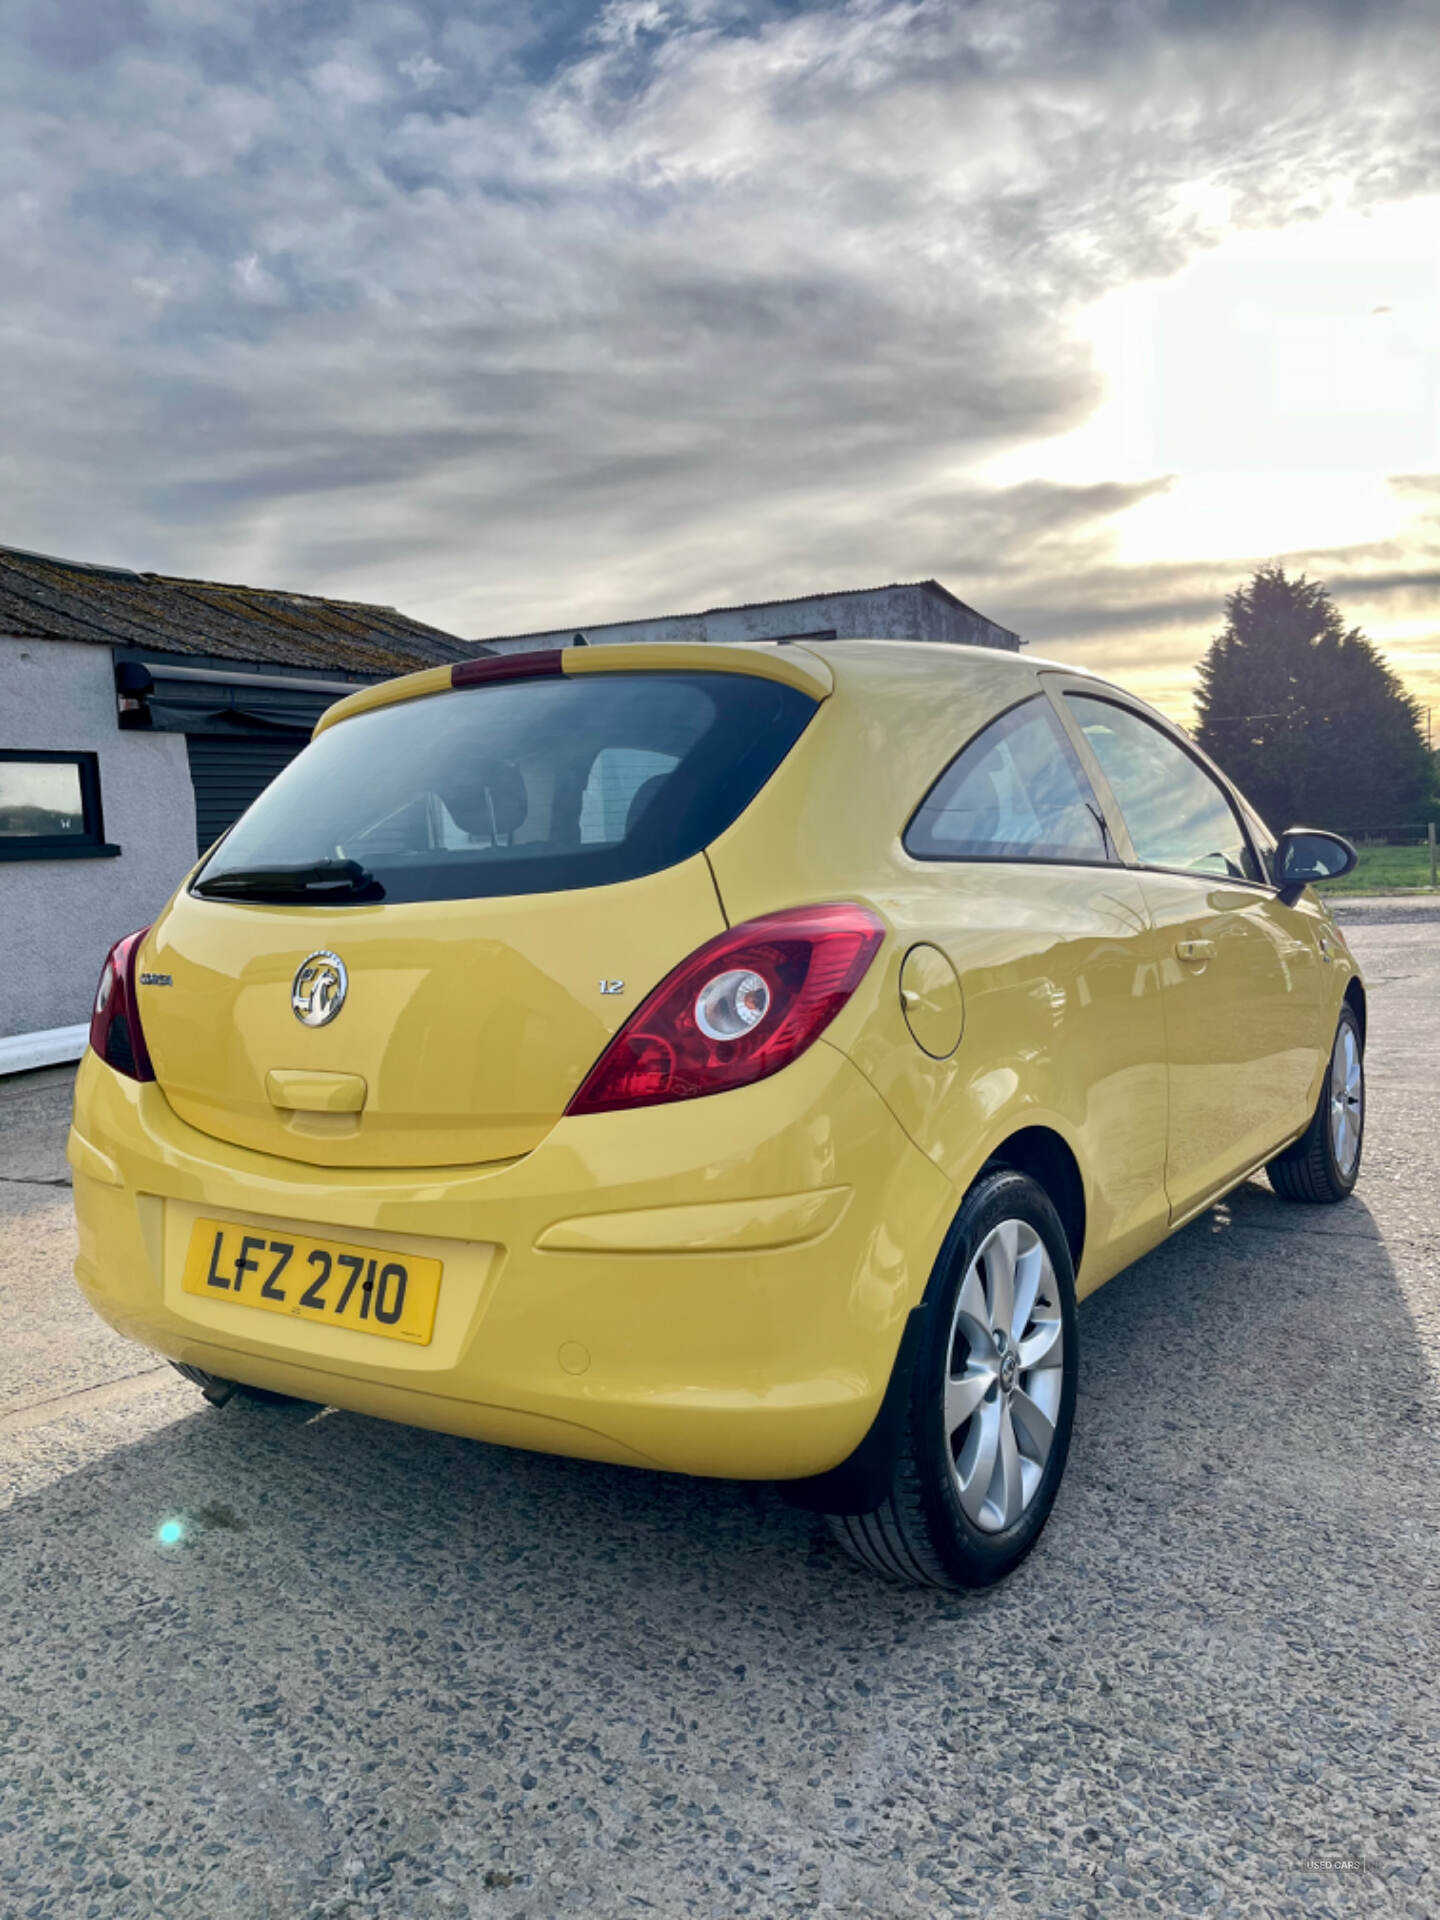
[567,904,886,1116]
[89,928,155,1082]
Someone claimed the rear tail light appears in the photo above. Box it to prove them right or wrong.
[567,904,886,1115]
[90,928,155,1081]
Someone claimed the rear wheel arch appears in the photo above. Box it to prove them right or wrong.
[982,1125,1086,1279]
[815,1164,1080,1585]
[781,1134,1085,1526]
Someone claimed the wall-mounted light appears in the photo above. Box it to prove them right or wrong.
[114,660,154,729]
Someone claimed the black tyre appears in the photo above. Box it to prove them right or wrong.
[826,1168,1079,1591]
[1267,1004,1364,1204]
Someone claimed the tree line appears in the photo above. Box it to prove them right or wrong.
[1194,566,1435,833]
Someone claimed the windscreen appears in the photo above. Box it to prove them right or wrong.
[192,670,817,904]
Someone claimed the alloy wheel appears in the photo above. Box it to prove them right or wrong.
[944,1219,1065,1533]
[1329,1020,1363,1175]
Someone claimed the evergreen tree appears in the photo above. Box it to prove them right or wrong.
[1194,566,1430,832]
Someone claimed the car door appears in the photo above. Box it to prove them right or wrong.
[1057,688,1324,1221]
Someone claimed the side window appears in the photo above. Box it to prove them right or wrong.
[905,698,1111,864]
[1066,696,1260,882]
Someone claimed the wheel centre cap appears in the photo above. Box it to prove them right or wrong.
[998,1349,1019,1393]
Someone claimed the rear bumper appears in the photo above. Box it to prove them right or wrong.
[69,1045,956,1480]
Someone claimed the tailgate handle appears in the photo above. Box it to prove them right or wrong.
[265,1069,367,1114]
[1175,938,1216,965]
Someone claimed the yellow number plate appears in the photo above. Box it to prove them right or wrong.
[182,1218,442,1346]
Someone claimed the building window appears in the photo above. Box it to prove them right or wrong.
[0,751,119,861]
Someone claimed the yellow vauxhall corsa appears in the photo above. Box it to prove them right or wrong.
[70,639,1366,1589]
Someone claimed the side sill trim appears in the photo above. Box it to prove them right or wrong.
[1167,1141,1300,1232]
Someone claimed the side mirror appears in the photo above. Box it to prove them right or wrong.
[1273,827,1357,906]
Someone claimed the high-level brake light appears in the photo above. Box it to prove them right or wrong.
[450,650,566,689]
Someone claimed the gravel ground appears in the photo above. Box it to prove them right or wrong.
[1,908,1436,1919]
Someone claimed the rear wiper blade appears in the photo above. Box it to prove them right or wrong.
[194,858,383,899]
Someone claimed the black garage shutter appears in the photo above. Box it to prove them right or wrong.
[186,732,309,855]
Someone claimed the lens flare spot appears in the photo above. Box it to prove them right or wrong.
[156,1518,185,1547]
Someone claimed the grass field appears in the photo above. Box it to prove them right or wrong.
[1317,842,1439,893]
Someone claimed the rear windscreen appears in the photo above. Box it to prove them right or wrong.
[192,670,817,904]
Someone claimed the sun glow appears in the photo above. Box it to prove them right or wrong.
[987,194,1440,565]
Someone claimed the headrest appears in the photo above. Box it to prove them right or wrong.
[441,759,528,841]
[625,771,671,837]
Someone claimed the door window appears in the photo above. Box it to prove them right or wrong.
[1066,697,1260,881]
[905,697,1111,863]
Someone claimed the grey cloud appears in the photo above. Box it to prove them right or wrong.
[1,0,1439,701]
[22,0,155,72]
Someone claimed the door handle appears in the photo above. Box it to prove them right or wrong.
[1175,938,1216,965]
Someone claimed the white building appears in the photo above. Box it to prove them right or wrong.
[0,544,469,1071]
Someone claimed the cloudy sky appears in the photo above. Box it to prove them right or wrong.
[3,0,1438,721]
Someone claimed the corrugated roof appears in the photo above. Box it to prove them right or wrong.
[0,544,471,674]
[476,578,1018,646]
